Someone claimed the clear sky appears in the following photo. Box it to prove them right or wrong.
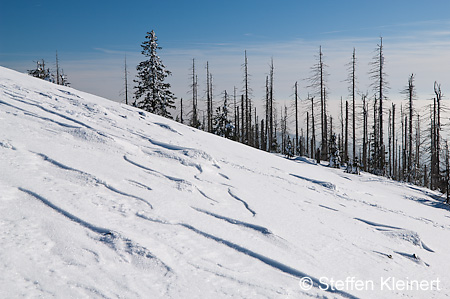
[2,0,450,120]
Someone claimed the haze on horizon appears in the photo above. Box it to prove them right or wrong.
[2,0,450,121]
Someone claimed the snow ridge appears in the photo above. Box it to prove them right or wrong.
[19,187,171,273]
[227,188,256,216]
[36,152,154,209]
[1,67,450,298]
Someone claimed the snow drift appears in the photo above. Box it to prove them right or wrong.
[1,66,449,298]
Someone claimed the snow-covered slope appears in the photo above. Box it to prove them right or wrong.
[1,66,449,299]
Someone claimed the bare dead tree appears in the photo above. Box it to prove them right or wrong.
[362,94,368,171]
[124,55,129,105]
[241,94,245,142]
[307,111,310,157]
[233,86,239,141]
[434,82,443,189]
[242,50,252,145]
[345,100,349,164]
[346,48,357,161]
[269,59,275,151]
[265,76,269,151]
[391,103,395,179]
[180,98,184,124]
[310,95,316,159]
[401,74,416,181]
[56,51,60,85]
[446,141,450,203]
[189,59,200,128]
[415,113,421,184]
[294,81,299,155]
[369,37,389,173]
[388,108,392,177]
[206,62,212,132]
[307,46,329,160]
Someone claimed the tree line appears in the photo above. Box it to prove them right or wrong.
[112,30,450,205]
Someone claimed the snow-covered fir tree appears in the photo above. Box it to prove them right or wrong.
[134,30,176,118]
[28,60,52,82]
[347,156,360,175]
[285,136,294,158]
[213,91,233,139]
[329,133,341,168]
[58,70,70,86]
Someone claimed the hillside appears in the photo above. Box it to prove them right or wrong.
[1,66,449,298]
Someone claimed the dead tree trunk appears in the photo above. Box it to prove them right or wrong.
[295,82,299,155]
[362,94,368,171]
[392,103,395,179]
[345,100,349,164]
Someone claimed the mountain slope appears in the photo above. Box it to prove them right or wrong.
[1,66,449,298]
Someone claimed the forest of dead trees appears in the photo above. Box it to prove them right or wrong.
[158,37,449,205]
[27,32,449,205]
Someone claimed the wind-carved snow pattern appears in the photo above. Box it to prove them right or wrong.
[0,99,81,129]
[227,188,256,217]
[36,153,153,209]
[2,88,115,148]
[19,188,111,235]
[153,122,181,135]
[35,91,52,99]
[57,89,81,98]
[318,204,339,212]
[148,138,187,151]
[136,213,359,298]
[3,67,450,297]
[18,188,171,273]
[64,127,109,143]
[2,90,95,130]
[291,156,317,165]
[289,173,336,190]
[218,173,230,180]
[0,140,16,150]
[135,211,171,225]
[405,193,450,212]
[180,223,359,299]
[355,218,434,253]
[195,188,219,203]
[135,133,216,163]
[128,180,153,191]
[144,149,203,174]
[123,155,193,191]
[192,207,271,235]
[393,251,430,266]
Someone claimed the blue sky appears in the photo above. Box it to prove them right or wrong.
[2,0,450,118]
[2,1,449,51]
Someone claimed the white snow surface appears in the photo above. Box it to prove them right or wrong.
[1,66,449,298]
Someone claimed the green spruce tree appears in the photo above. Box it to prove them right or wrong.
[134,30,176,118]
[213,91,234,139]
[28,59,52,81]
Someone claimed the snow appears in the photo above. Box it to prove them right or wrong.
[1,66,450,298]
